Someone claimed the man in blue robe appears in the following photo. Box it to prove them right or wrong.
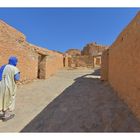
[0,56,20,122]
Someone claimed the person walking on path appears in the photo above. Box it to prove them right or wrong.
[0,56,20,122]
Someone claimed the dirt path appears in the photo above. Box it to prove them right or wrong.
[0,68,140,132]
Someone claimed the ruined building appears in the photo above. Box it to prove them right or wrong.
[101,11,140,120]
[66,42,108,68]
[65,49,81,56]
[82,42,108,67]
[0,20,66,83]
[81,42,107,56]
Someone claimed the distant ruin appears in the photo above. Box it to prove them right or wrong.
[66,42,108,68]
[65,49,81,56]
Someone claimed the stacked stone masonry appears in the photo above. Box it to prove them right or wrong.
[66,43,108,68]
[0,20,65,82]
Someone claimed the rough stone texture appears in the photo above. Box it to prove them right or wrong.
[36,49,64,79]
[65,49,81,56]
[28,44,49,56]
[101,49,109,81]
[68,56,94,68]
[0,20,26,43]
[108,11,140,120]
[66,42,108,69]
[0,20,38,82]
[44,55,64,78]
[81,42,108,56]
[0,20,64,82]
[67,55,102,69]
[0,43,38,82]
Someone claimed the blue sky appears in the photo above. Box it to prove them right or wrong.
[0,8,139,52]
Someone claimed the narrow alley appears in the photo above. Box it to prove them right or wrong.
[0,68,140,132]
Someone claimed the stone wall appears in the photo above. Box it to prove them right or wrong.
[65,49,81,56]
[44,55,64,78]
[101,49,109,81]
[102,11,140,120]
[68,56,94,68]
[66,42,108,69]
[81,42,108,56]
[0,20,64,82]
[0,20,38,82]
[0,44,38,82]
[68,55,103,69]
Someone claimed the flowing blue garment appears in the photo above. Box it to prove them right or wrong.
[0,65,6,81]
[0,56,20,81]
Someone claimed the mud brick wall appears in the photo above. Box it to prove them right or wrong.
[0,20,39,82]
[0,20,25,43]
[69,56,94,68]
[0,42,38,82]
[44,55,64,78]
[108,12,140,120]
[101,49,109,81]
[0,20,65,82]
[81,42,107,56]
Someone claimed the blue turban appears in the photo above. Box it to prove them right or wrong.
[0,56,18,81]
[8,56,18,66]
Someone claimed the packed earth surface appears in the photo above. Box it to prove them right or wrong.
[0,68,140,132]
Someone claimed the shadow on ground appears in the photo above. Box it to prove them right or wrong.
[21,69,140,132]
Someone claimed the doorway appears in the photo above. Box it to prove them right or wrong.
[38,54,47,79]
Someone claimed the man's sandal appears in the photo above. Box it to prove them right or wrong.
[2,114,15,122]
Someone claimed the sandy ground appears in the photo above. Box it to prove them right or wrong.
[0,68,140,132]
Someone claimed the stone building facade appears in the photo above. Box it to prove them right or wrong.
[66,43,108,68]
[0,20,66,83]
